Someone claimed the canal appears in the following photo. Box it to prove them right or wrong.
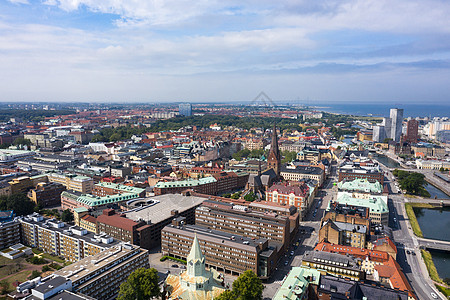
[424,183,450,199]
[414,207,450,281]
[372,153,400,168]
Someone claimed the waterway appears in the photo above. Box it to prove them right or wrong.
[430,250,450,280]
[424,183,450,199]
[414,207,450,242]
[414,207,450,280]
[372,153,400,168]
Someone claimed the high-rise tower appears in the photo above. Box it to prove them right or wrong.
[267,124,281,178]
[390,108,404,142]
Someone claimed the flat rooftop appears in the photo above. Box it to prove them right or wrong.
[55,244,145,284]
[124,194,205,224]
[20,213,120,249]
[164,224,267,251]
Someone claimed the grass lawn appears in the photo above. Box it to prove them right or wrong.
[42,253,64,264]
[0,256,28,279]
[421,249,443,284]
[404,203,427,238]
[436,285,450,298]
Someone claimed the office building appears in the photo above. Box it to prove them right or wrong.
[195,200,292,252]
[328,193,389,225]
[390,108,404,142]
[162,223,277,278]
[338,168,384,184]
[405,119,419,143]
[92,182,146,198]
[123,194,205,248]
[96,209,152,250]
[48,173,94,194]
[301,250,365,281]
[54,244,149,300]
[27,182,66,208]
[61,190,140,211]
[338,178,383,195]
[319,215,368,249]
[178,103,192,117]
[372,125,386,143]
[280,166,324,186]
[19,213,118,262]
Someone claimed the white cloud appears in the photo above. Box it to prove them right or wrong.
[7,0,29,4]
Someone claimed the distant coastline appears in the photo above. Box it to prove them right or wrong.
[311,103,450,118]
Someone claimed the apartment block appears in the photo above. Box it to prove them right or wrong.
[19,213,118,262]
[54,244,149,300]
[0,220,21,250]
[161,223,277,278]
[48,173,94,194]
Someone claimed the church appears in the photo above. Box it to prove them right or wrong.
[246,124,281,198]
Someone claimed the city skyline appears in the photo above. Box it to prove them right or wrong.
[1,0,450,103]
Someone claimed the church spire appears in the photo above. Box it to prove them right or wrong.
[188,233,204,263]
[267,124,281,178]
[270,124,280,158]
[187,233,206,277]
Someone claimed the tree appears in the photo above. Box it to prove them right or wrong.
[244,192,257,202]
[117,268,160,300]
[61,209,74,223]
[12,138,31,146]
[231,270,264,300]
[29,270,41,279]
[216,290,235,300]
[0,280,9,295]
[0,193,35,216]
[42,265,51,272]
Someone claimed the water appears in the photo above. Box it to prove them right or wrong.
[314,103,450,118]
[424,183,450,199]
[430,250,450,280]
[414,207,450,242]
[372,153,400,168]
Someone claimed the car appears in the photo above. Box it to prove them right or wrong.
[171,264,179,268]
[431,292,438,299]
[412,252,416,256]
[290,251,295,256]
[406,250,411,254]
[284,261,289,266]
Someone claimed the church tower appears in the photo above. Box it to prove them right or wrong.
[187,234,206,277]
[267,124,281,177]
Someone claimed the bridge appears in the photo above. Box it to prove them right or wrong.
[418,237,450,252]
[406,198,450,207]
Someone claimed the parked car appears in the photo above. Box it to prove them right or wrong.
[284,261,289,266]
[171,264,179,268]
[431,292,438,299]
[406,250,411,254]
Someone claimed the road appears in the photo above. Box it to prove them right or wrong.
[380,163,446,300]
[262,165,337,299]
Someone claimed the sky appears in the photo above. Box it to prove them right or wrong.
[1,0,450,104]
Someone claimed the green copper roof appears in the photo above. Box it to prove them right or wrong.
[95,182,145,194]
[154,177,217,189]
[331,193,389,214]
[273,267,321,300]
[62,191,139,207]
[338,178,382,194]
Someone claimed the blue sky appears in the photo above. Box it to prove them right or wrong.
[1,0,450,103]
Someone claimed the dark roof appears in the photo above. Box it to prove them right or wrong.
[33,276,70,294]
[280,166,323,175]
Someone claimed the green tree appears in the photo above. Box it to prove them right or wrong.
[42,265,51,272]
[282,151,297,163]
[29,270,41,279]
[0,193,36,216]
[216,290,235,300]
[231,193,240,200]
[61,209,74,223]
[231,270,264,300]
[117,268,160,300]
[12,138,31,146]
[244,192,257,202]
